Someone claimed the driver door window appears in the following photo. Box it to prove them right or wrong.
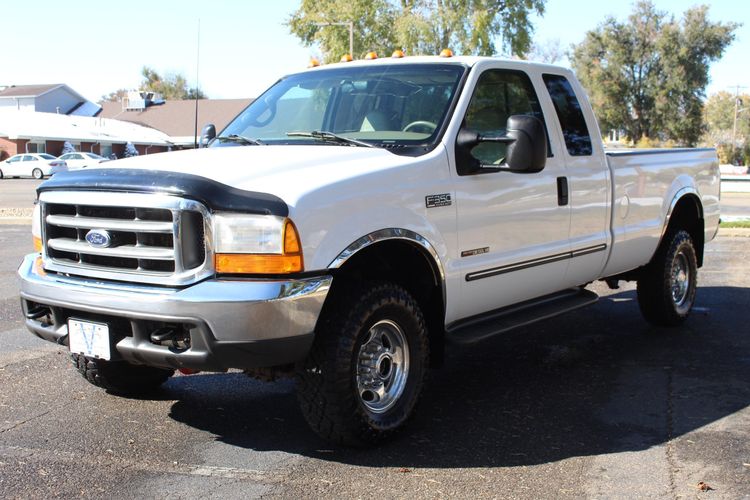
[464,70,548,165]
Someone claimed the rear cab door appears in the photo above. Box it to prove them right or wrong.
[540,72,611,286]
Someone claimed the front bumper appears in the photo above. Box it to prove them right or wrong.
[18,254,332,371]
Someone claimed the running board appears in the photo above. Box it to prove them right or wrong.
[446,288,599,345]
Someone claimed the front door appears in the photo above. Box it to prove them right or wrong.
[452,67,571,319]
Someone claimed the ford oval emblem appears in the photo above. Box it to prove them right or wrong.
[85,229,112,248]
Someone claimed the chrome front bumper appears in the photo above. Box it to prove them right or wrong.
[18,254,332,370]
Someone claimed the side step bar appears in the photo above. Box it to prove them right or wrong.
[446,288,599,345]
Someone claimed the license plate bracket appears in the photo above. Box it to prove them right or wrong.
[68,319,111,360]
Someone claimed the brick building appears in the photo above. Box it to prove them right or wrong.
[0,110,171,160]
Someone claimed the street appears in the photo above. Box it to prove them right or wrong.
[0,224,749,498]
[0,179,40,212]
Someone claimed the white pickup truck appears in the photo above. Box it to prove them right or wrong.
[19,56,720,446]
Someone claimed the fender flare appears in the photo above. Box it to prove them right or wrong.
[328,228,447,306]
[659,186,703,241]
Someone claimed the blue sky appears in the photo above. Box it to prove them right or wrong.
[1,0,747,102]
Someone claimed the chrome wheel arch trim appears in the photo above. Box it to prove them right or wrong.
[659,186,703,241]
[328,228,447,300]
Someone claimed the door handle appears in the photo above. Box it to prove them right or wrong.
[557,177,568,206]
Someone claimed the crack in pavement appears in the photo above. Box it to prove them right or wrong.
[664,366,678,499]
[0,445,289,483]
[0,406,60,435]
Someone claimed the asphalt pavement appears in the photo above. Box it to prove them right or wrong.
[1,224,749,498]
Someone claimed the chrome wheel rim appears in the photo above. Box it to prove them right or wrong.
[356,319,410,414]
[671,251,690,307]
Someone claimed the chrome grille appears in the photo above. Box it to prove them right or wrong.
[39,191,213,286]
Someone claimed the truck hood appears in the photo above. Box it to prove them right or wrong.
[103,145,418,204]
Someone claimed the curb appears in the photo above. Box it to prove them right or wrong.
[0,217,32,225]
[719,227,750,237]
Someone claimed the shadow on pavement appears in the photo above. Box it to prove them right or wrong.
[166,285,750,468]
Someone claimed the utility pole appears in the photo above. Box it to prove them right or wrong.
[313,21,354,58]
[731,85,748,163]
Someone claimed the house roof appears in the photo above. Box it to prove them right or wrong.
[0,84,65,98]
[0,110,172,145]
[99,99,252,141]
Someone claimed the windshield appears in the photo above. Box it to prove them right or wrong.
[216,63,466,154]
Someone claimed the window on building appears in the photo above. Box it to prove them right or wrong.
[26,143,46,154]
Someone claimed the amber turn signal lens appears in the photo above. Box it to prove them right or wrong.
[215,254,303,274]
[215,219,304,274]
[33,236,42,252]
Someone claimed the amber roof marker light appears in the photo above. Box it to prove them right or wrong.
[391,49,405,58]
[364,51,378,60]
[439,48,454,57]
[340,54,353,62]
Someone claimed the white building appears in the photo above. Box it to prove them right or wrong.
[0,84,101,116]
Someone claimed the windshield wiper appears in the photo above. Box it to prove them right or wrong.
[286,130,376,148]
[216,134,265,145]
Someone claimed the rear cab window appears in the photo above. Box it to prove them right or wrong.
[542,74,592,156]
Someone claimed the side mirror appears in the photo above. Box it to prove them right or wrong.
[455,114,547,175]
[200,123,216,148]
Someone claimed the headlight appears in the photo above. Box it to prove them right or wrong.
[32,203,42,252]
[213,214,303,274]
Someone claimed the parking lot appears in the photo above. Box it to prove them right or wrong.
[1,217,749,497]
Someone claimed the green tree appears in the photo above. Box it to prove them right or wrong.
[100,68,207,103]
[287,0,397,62]
[140,66,206,100]
[287,0,546,63]
[526,37,564,64]
[703,91,750,163]
[570,1,737,146]
[100,88,129,103]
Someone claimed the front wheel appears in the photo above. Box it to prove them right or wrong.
[637,229,698,326]
[32,168,43,179]
[71,354,174,396]
[296,282,429,446]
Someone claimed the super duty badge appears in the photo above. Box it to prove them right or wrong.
[425,193,452,208]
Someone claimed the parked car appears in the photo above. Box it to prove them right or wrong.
[0,153,67,179]
[58,152,108,170]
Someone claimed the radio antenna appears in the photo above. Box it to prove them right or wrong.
[193,18,201,149]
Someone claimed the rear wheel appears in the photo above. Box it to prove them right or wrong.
[71,354,174,396]
[637,229,698,326]
[296,282,429,446]
[32,168,43,179]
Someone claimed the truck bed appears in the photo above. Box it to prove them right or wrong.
[602,148,721,277]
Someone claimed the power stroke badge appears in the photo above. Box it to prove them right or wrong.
[425,193,452,208]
